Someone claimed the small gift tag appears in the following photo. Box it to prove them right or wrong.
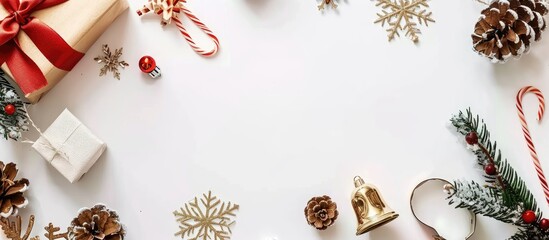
[410,179,476,240]
[31,109,106,183]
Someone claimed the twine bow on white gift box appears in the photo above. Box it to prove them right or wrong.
[137,0,220,57]
[22,108,106,183]
[22,106,69,161]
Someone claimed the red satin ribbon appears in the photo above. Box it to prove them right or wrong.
[0,0,84,95]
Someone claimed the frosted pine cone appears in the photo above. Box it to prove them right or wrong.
[69,204,125,240]
[0,162,29,218]
[304,195,339,230]
[472,0,548,63]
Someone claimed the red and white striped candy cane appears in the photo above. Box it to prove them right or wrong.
[137,0,219,57]
[516,86,549,205]
[172,6,219,57]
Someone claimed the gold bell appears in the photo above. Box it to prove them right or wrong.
[351,176,399,235]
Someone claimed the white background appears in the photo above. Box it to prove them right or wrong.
[2,0,549,239]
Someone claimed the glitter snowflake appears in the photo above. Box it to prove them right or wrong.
[318,0,337,11]
[174,191,239,240]
[0,215,73,240]
[374,0,435,42]
[94,44,129,80]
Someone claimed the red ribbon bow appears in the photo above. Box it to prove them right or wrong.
[0,0,84,95]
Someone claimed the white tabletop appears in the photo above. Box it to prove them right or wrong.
[2,0,549,239]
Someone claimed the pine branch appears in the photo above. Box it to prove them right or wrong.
[0,71,14,91]
[450,180,520,224]
[451,109,540,212]
[450,108,548,239]
[509,227,549,240]
[510,230,529,240]
[0,75,29,141]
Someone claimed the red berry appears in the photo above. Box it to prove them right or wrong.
[522,210,537,224]
[484,164,497,175]
[540,218,549,230]
[465,132,478,145]
[3,104,15,116]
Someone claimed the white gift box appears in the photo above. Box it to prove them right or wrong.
[32,109,106,183]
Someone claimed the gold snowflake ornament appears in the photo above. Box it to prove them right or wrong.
[0,215,69,240]
[374,0,435,42]
[94,44,129,80]
[318,0,337,11]
[174,191,239,240]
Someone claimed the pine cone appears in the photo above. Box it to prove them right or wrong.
[304,195,338,230]
[69,204,125,240]
[0,161,29,218]
[472,0,548,63]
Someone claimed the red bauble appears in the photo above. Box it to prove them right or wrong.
[540,218,549,230]
[3,104,15,116]
[465,132,478,145]
[522,210,537,224]
[139,56,156,73]
[484,164,497,175]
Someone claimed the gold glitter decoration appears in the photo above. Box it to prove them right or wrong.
[94,44,129,80]
[0,215,70,240]
[174,191,239,240]
[318,0,337,11]
[42,224,69,240]
[374,0,435,42]
[0,215,38,240]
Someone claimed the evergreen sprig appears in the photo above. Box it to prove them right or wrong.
[0,71,13,91]
[511,228,546,240]
[450,180,519,224]
[0,71,28,141]
[449,108,548,239]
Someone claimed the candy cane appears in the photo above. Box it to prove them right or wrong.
[173,6,219,57]
[137,0,219,57]
[516,86,549,205]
